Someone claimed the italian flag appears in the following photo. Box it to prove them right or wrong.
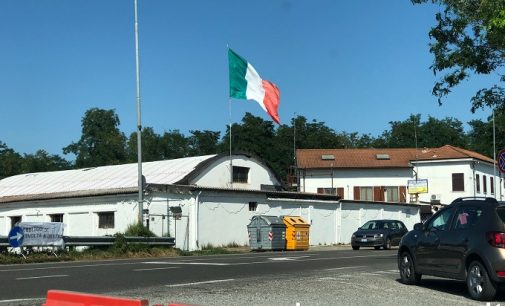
[228,49,281,124]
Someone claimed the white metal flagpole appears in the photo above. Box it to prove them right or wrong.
[134,0,143,223]
[493,109,497,199]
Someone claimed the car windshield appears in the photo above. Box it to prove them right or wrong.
[360,221,383,230]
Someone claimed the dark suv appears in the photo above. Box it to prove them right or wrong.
[398,197,505,301]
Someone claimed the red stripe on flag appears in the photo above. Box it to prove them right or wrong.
[261,80,281,124]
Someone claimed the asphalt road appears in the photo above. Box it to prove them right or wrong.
[0,247,502,305]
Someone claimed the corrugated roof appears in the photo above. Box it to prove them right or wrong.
[0,155,217,198]
[297,145,494,169]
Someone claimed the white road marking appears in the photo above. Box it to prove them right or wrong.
[375,270,399,274]
[325,266,365,271]
[142,261,229,266]
[0,298,44,304]
[268,256,310,261]
[134,267,179,272]
[166,278,235,287]
[16,274,68,280]
[0,262,137,272]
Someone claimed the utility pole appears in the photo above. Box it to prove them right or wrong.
[134,0,143,223]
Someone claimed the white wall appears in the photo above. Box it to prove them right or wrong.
[415,160,504,204]
[0,189,421,251]
[0,195,138,237]
[300,168,413,198]
[192,155,280,189]
[300,159,505,205]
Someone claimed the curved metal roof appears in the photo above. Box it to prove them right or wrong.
[0,154,217,198]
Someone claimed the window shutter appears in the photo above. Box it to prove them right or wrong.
[452,173,464,192]
[399,186,406,202]
[337,187,344,199]
[353,186,360,200]
[374,186,384,201]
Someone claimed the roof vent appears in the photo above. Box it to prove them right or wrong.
[376,154,390,160]
[321,154,335,160]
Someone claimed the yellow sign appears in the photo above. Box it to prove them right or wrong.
[408,179,428,194]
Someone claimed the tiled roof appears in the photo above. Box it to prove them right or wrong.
[297,145,494,169]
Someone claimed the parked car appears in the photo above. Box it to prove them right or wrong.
[351,219,408,250]
[398,197,505,301]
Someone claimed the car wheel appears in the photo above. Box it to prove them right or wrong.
[399,251,421,285]
[374,246,381,250]
[383,237,391,250]
[352,246,360,250]
[466,260,497,301]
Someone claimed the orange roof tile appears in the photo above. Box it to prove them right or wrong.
[296,145,494,169]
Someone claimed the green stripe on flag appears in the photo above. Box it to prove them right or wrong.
[228,49,248,99]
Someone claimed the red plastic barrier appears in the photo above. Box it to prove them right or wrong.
[42,290,149,306]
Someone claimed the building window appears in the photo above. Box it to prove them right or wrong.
[384,186,399,202]
[360,187,373,201]
[317,188,336,195]
[452,173,464,192]
[233,166,249,183]
[483,175,487,194]
[10,216,21,228]
[98,212,115,229]
[50,214,63,223]
[249,202,258,211]
[491,177,495,195]
[476,174,480,193]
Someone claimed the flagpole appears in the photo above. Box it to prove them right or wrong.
[227,45,233,188]
[134,0,144,223]
[229,97,233,188]
[493,108,497,199]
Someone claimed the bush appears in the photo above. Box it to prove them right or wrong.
[124,222,155,237]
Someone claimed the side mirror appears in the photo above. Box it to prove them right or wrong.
[413,223,424,231]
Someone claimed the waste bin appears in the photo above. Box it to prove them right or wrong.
[283,216,310,251]
[247,215,286,251]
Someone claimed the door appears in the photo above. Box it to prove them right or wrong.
[416,207,455,272]
[439,206,482,276]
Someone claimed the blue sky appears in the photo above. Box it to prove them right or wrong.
[0,1,497,157]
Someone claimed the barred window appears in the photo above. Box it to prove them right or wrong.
[50,214,63,223]
[98,212,115,229]
[233,166,249,183]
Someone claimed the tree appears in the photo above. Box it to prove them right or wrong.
[377,114,467,148]
[467,108,505,157]
[413,0,505,111]
[63,108,127,167]
[127,127,164,162]
[0,141,23,179]
[188,130,221,156]
[22,150,71,173]
[159,130,190,159]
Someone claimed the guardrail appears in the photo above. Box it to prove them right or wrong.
[0,236,175,247]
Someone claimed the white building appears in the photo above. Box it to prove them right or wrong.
[297,145,503,204]
[0,152,420,250]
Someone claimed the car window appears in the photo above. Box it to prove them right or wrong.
[453,206,482,230]
[383,222,389,229]
[426,207,454,231]
[396,222,405,230]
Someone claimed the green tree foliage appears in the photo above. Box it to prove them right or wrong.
[1,107,500,185]
[188,130,222,156]
[127,127,163,162]
[0,141,23,179]
[467,108,505,157]
[63,108,127,167]
[21,150,71,173]
[160,130,189,159]
[378,114,467,148]
[413,0,505,111]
